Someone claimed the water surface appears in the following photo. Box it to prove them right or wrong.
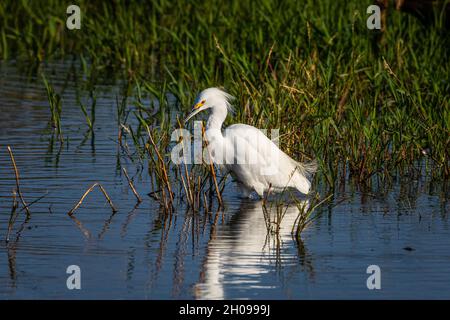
[0,61,449,299]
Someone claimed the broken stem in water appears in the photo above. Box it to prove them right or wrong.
[7,146,31,217]
[68,183,117,216]
[122,167,143,203]
[146,127,174,203]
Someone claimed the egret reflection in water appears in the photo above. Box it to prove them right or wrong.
[195,198,314,299]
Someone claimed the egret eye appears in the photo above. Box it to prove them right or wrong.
[194,99,206,109]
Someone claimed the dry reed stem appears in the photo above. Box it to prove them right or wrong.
[7,146,31,217]
[122,167,143,203]
[201,127,223,207]
[176,118,195,206]
[20,192,48,212]
[262,183,272,207]
[146,127,173,202]
[181,144,194,205]
[98,184,118,213]
[196,176,201,209]
[68,182,117,216]
[179,166,191,205]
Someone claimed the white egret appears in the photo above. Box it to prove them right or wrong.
[185,87,317,198]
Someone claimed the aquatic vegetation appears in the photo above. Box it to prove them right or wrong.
[0,0,449,239]
[5,146,31,242]
[41,73,63,143]
[1,0,447,179]
[78,89,96,132]
[67,182,117,216]
[122,167,143,203]
[292,192,333,237]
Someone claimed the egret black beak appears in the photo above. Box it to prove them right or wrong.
[184,101,205,123]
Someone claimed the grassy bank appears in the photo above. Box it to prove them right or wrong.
[1,0,449,188]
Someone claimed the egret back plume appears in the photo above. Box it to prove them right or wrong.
[295,159,318,179]
[221,90,235,115]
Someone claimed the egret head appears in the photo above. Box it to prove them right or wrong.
[185,87,234,123]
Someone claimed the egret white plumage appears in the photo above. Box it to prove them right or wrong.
[185,87,317,198]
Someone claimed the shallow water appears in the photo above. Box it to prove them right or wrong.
[0,61,449,299]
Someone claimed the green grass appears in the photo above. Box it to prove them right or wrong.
[1,0,449,197]
[41,73,63,143]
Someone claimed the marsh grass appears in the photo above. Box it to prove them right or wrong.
[122,167,143,203]
[4,147,50,242]
[291,192,334,238]
[67,183,117,216]
[262,198,290,235]
[143,123,175,213]
[1,0,449,235]
[41,73,63,143]
[78,89,96,132]
[2,0,447,183]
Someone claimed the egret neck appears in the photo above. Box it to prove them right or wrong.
[206,100,227,131]
[205,99,228,164]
